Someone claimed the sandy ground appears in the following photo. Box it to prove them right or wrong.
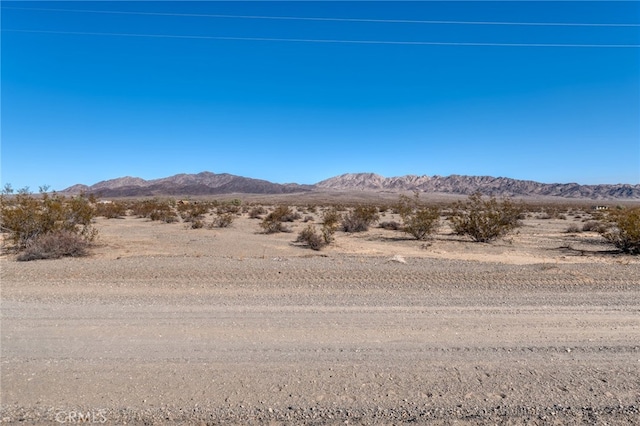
[1,209,639,424]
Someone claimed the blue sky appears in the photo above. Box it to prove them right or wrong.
[2,1,639,191]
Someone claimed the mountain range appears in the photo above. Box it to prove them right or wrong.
[62,171,640,200]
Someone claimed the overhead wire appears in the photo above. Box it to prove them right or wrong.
[4,29,639,48]
[3,6,639,48]
[3,5,640,27]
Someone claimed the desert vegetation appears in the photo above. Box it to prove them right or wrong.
[295,207,341,250]
[2,187,639,260]
[598,207,640,254]
[260,205,299,234]
[0,187,98,260]
[340,205,379,233]
[449,193,524,242]
[130,199,178,223]
[395,193,441,240]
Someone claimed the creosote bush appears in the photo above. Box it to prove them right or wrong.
[260,205,296,234]
[177,202,209,223]
[130,199,178,223]
[296,209,340,250]
[296,224,327,250]
[212,210,235,228]
[95,201,128,219]
[449,193,523,243]
[1,188,97,260]
[248,206,267,219]
[598,207,640,254]
[396,193,440,240]
[341,205,379,233]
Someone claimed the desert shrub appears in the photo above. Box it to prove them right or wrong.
[190,219,205,229]
[582,220,603,232]
[322,208,341,229]
[296,224,327,251]
[598,208,640,254]
[131,199,177,223]
[449,193,523,243]
[217,203,242,215]
[95,201,128,219]
[260,205,296,234]
[17,230,90,261]
[565,224,582,233]
[177,202,209,222]
[1,189,97,260]
[341,205,379,233]
[212,210,235,228]
[303,215,314,223]
[403,207,441,240]
[396,193,440,240]
[248,206,267,219]
[379,221,402,230]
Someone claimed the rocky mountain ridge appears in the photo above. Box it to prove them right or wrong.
[61,171,640,200]
[316,173,640,199]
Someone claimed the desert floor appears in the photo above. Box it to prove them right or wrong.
[1,208,639,424]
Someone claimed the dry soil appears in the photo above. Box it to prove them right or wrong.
[1,210,639,424]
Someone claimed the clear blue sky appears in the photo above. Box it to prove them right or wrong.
[2,1,639,191]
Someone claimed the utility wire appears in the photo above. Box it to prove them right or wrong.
[3,6,640,27]
[4,29,639,48]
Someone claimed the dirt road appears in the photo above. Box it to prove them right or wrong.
[1,255,639,424]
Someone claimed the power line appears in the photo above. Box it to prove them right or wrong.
[3,6,640,27]
[4,29,639,48]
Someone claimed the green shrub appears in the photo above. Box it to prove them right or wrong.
[396,193,440,240]
[403,207,441,240]
[449,193,523,242]
[341,205,379,233]
[599,208,640,254]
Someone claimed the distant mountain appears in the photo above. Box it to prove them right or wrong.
[62,172,313,197]
[316,173,640,200]
[61,171,640,199]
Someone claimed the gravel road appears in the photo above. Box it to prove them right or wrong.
[1,255,639,424]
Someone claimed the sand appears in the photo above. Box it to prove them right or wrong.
[1,208,639,424]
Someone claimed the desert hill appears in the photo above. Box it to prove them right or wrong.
[316,173,640,199]
[64,172,313,197]
[61,171,640,200]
